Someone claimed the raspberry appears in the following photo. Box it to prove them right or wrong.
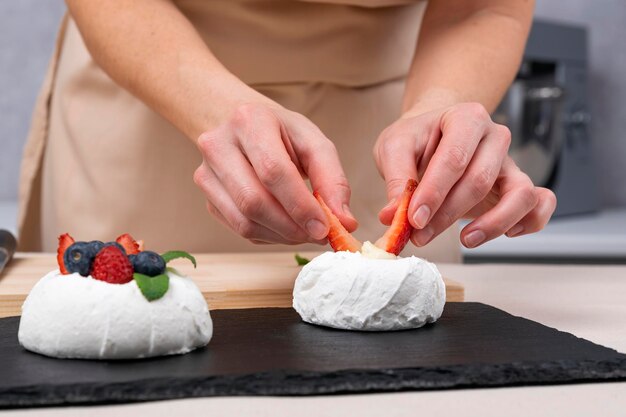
[103,241,126,254]
[90,246,134,284]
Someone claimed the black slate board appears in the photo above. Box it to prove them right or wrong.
[1,302,626,408]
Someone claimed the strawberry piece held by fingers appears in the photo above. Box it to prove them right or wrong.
[314,192,362,253]
[374,179,418,255]
[57,233,75,274]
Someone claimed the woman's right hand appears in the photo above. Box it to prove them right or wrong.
[193,103,357,245]
[65,1,355,246]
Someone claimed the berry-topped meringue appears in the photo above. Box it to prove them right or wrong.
[18,233,212,359]
[293,180,446,331]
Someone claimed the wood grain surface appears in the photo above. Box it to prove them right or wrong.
[0,252,464,318]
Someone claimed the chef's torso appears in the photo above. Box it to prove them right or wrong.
[18,0,461,263]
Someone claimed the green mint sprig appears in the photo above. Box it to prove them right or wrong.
[134,273,169,301]
[295,253,310,266]
[134,250,196,301]
[161,251,197,268]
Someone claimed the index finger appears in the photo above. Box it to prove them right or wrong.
[301,138,358,233]
[239,115,331,240]
[409,105,487,229]
[373,132,420,225]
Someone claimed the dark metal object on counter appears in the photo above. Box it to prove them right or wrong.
[0,230,17,277]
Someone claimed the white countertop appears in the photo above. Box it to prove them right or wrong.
[462,208,626,259]
[4,262,626,417]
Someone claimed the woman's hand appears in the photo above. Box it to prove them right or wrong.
[374,103,557,248]
[194,103,357,245]
[66,1,357,246]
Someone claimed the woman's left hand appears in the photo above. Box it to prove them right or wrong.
[374,102,557,248]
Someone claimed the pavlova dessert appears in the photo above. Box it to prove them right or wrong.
[293,179,446,331]
[18,233,212,359]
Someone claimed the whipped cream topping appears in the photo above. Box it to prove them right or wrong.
[293,251,445,331]
[18,269,212,359]
[360,241,398,259]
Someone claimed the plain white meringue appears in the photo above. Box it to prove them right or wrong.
[18,269,212,359]
[293,250,446,331]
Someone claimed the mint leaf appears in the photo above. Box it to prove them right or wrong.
[134,273,169,301]
[295,253,310,266]
[161,251,196,268]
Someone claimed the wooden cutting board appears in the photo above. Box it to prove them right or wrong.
[0,252,464,318]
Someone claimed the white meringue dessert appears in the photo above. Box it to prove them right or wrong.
[293,242,446,331]
[18,268,213,360]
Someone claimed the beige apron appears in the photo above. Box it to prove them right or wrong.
[18,0,461,263]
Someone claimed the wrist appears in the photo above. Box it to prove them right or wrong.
[200,73,276,126]
[182,64,279,141]
[401,87,464,118]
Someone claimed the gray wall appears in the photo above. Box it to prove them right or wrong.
[0,1,625,208]
[0,0,65,200]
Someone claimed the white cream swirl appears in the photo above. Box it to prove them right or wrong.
[360,241,397,259]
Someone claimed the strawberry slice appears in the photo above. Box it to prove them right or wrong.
[115,233,141,255]
[375,179,418,255]
[314,191,362,253]
[57,233,75,274]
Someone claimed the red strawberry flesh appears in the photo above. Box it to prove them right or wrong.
[374,179,418,255]
[90,246,134,284]
[314,192,362,253]
[57,233,75,274]
[115,233,141,255]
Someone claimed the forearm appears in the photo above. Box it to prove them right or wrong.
[65,0,272,140]
[403,0,534,116]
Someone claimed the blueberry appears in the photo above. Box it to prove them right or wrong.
[131,251,166,277]
[88,240,105,254]
[63,242,97,276]
[103,241,126,254]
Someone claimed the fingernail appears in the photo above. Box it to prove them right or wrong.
[413,225,434,246]
[382,199,395,211]
[342,204,356,220]
[413,205,431,229]
[506,224,524,238]
[464,230,486,248]
[306,219,327,240]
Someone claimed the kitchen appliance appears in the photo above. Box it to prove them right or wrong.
[493,20,598,216]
